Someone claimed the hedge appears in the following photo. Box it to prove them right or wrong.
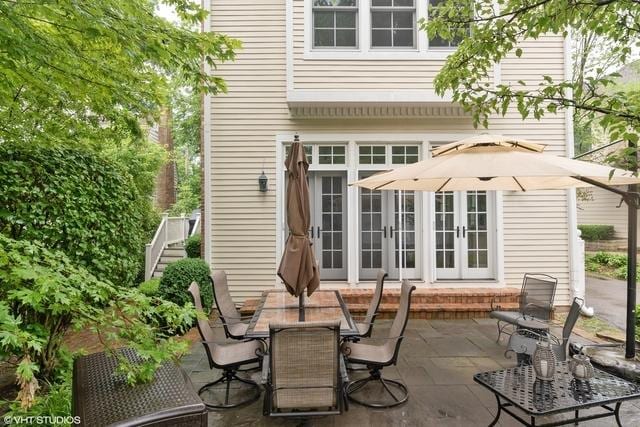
[184,234,201,258]
[157,258,212,313]
[578,224,615,241]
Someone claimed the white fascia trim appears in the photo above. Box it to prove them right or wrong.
[202,0,213,266]
[303,50,455,61]
[287,89,453,104]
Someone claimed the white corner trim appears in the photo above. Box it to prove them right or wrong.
[202,0,213,266]
[275,137,285,288]
[495,191,505,285]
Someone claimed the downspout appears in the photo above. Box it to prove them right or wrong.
[564,29,594,316]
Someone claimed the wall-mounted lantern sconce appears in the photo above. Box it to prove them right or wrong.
[258,171,268,192]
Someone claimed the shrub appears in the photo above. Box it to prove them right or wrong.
[184,234,201,258]
[139,278,161,296]
[0,235,195,409]
[158,258,212,313]
[578,224,615,241]
[0,142,160,286]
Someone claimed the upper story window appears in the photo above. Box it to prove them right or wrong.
[313,1,359,48]
[319,145,346,164]
[371,0,415,48]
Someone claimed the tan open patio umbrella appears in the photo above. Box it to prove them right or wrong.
[352,134,640,358]
[278,136,320,305]
[352,134,638,192]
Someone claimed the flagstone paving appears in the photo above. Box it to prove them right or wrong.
[181,318,640,426]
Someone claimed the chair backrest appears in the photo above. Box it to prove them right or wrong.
[210,270,242,331]
[521,273,557,319]
[268,321,341,412]
[188,282,217,369]
[562,297,584,346]
[362,270,387,332]
[383,280,416,364]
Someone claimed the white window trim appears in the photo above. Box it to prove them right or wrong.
[275,133,506,287]
[303,0,455,60]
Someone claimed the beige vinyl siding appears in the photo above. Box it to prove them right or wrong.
[208,1,571,305]
[578,187,630,239]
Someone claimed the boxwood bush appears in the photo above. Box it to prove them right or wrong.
[139,277,161,296]
[578,224,615,241]
[184,234,201,258]
[158,258,212,313]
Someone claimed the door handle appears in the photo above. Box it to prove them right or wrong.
[310,227,314,239]
[463,226,466,238]
[382,226,387,238]
[456,226,460,238]
[389,226,394,238]
[317,226,320,237]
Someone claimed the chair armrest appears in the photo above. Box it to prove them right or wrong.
[522,302,553,317]
[261,355,270,385]
[339,356,349,384]
[511,328,561,346]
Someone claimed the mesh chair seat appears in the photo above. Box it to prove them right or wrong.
[207,339,261,368]
[344,341,395,366]
[489,310,523,323]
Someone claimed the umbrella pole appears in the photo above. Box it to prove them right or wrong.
[299,293,305,321]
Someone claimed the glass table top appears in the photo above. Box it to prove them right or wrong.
[246,290,358,338]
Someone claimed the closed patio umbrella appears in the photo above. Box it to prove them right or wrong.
[278,135,320,316]
[352,134,640,358]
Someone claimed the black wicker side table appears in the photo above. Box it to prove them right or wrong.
[73,348,207,427]
[474,362,640,427]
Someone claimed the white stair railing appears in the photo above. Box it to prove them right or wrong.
[190,213,201,237]
[144,213,192,281]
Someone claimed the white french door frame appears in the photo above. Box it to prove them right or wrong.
[275,134,506,287]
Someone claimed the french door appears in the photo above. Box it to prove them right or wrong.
[359,184,420,280]
[309,172,347,280]
[435,191,495,279]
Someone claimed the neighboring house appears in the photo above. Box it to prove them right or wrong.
[202,0,577,305]
[577,186,633,240]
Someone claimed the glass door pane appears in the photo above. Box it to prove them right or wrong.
[391,191,418,279]
[359,185,385,280]
[314,173,347,280]
[434,191,459,279]
[462,191,494,279]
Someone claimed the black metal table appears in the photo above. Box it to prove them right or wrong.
[474,362,640,427]
[245,290,359,339]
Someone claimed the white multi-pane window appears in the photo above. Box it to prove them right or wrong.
[358,145,386,164]
[313,1,359,48]
[318,145,346,164]
[371,0,416,48]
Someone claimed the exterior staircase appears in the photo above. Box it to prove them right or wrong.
[151,244,187,278]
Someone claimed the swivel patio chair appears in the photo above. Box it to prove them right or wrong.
[262,321,348,418]
[210,270,251,339]
[490,273,557,342]
[507,297,584,363]
[342,280,416,408]
[353,269,387,339]
[188,282,262,409]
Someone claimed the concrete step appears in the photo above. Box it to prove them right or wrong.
[152,271,163,278]
[156,263,170,272]
[160,255,185,263]
[163,248,186,257]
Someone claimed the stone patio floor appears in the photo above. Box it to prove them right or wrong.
[180,318,640,426]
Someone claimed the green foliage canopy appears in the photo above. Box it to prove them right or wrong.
[423,0,640,146]
[0,0,239,145]
[0,141,159,286]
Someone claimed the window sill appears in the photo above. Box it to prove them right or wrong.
[303,49,455,61]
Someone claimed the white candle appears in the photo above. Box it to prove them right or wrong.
[576,365,585,378]
[540,360,548,377]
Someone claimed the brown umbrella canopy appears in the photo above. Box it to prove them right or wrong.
[277,138,320,297]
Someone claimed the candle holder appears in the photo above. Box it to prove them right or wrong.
[569,354,594,381]
[532,337,557,381]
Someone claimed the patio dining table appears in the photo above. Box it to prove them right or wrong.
[245,290,359,339]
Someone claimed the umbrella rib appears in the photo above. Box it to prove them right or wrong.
[512,176,526,191]
[435,178,452,192]
[373,181,394,190]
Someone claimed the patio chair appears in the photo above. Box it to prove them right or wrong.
[188,282,262,409]
[262,321,348,418]
[342,280,416,408]
[353,269,387,339]
[507,297,584,363]
[210,270,252,339]
[490,273,558,342]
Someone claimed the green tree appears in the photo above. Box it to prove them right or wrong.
[423,0,640,148]
[0,0,239,145]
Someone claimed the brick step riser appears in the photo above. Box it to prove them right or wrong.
[341,296,519,305]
